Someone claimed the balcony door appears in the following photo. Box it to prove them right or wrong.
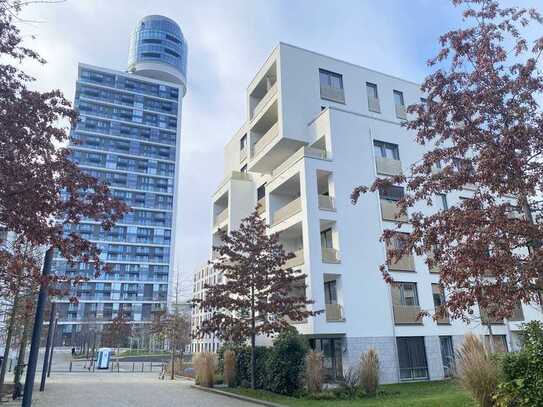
[396,336,429,381]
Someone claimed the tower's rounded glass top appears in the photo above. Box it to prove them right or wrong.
[128,15,187,86]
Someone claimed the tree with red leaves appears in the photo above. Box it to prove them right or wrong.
[101,311,132,369]
[0,2,127,286]
[352,0,543,322]
[194,209,319,389]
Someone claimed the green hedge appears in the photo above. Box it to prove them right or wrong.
[218,329,308,395]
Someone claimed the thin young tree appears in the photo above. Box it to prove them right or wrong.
[352,0,543,321]
[194,209,320,389]
[101,311,132,369]
[151,310,190,380]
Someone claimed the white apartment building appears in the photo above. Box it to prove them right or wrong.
[193,42,543,383]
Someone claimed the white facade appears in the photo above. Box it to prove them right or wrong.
[194,43,543,382]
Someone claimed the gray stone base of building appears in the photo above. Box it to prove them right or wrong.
[343,335,460,384]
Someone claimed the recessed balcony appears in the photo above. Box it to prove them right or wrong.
[213,191,228,230]
[324,275,344,322]
[249,61,277,120]
[322,247,341,264]
[284,249,304,269]
[279,222,304,270]
[273,197,301,225]
[213,208,228,228]
[320,220,341,264]
[253,121,279,157]
[270,174,302,227]
[317,170,336,212]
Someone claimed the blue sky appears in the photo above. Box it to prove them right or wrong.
[17,0,540,297]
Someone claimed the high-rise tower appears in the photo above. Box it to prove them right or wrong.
[54,15,187,344]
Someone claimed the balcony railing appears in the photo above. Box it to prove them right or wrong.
[271,146,327,180]
[256,197,266,215]
[393,305,423,324]
[395,104,407,120]
[318,195,335,211]
[213,208,228,227]
[272,197,301,225]
[376,157,402,176]
[380,199,408,222]
[322,247,341,264]
[325,303,344,321]
[284,249,304,269]
[253,121,279,157]
[387,254,415,272]
[320,85,345,104]
[251,82,278,120]
[436,310,450,325]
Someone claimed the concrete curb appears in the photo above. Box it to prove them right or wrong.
[190,384,288,407]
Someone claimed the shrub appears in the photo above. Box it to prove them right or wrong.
[359,348,379,396]
[218,345,271,388]
[305,350,324,394]
[223,349,236,387]
[265,329,309,395]
[494,321,543,406]
[456,334,498,407]
[194,352,217,387]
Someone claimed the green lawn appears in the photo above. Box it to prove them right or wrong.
[224,380,474,407]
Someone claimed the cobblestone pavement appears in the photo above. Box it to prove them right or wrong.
[7,372,260,407]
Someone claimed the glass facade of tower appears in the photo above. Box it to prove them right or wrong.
[53,65,181,344]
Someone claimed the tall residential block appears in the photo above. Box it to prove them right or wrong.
[191,43,543,383]
[54,15,187,345]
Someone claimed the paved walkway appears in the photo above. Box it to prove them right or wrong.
[6,373,260,407]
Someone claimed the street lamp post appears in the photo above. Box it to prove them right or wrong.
[22,247,53,407]
[40,301,56,391]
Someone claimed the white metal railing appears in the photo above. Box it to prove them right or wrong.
[284,249,304,269]
[325,303,344,321]
[322,247,341,263]
[213,208,228,227]
[318,195,335,211]
[251,82,278,120]
[272,197,301,225]
[393,305,423,324]
[253,121,279,157]
[395,104,407,120]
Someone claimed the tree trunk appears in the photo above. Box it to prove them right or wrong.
[14,310,32,389]
[0,293,20,400]
[170,344,175,380]
[250,285,255,390]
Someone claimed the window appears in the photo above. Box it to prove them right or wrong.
[439,336,455,377]
[366,82,381,112]
[396,337,429,381]
[319,69,345,103]
[437,194,448,210]
[324,281,337,304]
[373,140,400,160]
[392,282,419,306]
[379,185,404,202]
[394,90,406,119]
[257,184,266,200]
[320,228,333,249]
[432,284,445,308]
[319,69,343,90]
[240,134,247,151]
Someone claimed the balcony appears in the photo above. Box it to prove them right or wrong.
[376,157,402,176]
[213,208,228,228]
[272,197,301,225]
[318,195,335,211]
[284,249,304,269]
[240,147,247,162]
[253,121,279,157]
[251,82,278,120]
[322,247,341,264]
[381,199,408,222]
[325,303,344,322]
[393,305,423,324]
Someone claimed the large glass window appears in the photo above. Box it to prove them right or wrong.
[379,185,405,202]
[394,90,405,108]
[320,228,333,248]
[392,282,420,306]
[319,69,343,90]
[396,337,429,381]
[374,140,400,160]
[440,336,455,377]
[324,281,337,304]
[366,82,381,112]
